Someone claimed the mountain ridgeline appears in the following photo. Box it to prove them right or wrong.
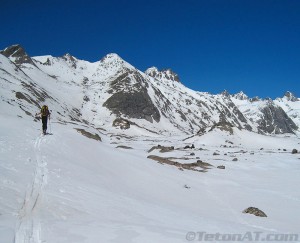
[0,44,299,135]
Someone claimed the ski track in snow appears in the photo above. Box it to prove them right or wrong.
[14,135,48,243]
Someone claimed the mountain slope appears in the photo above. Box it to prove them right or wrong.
[0,44,299,136]
[1,44,300,242]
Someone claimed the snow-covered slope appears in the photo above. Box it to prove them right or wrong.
[1,44,298,136]
[1,44,300,242]
[231,93,298,134]
[1,106,300,242]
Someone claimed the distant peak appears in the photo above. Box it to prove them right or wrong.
[101,53,124,63]
[62,53,75,58]
[1,44,26,58]
[283,91,298,101]
[232,91,248,100]
[61,53,78,68]
[145,67,180,83]
[145,66,159,74]
[250,96,261,102]
[221,90,230,97]
[62,53,77,61]
[0,44,35,65]
[106,53,121,59]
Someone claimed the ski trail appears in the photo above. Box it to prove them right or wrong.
[15,135,48,243]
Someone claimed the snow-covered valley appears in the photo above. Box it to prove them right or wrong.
[1,44,300,242]
[1,114,300,242]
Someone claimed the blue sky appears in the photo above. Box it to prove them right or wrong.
[1,0,299,98]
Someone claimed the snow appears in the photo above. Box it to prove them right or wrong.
[1,48,300,242]
[1,107,300,242]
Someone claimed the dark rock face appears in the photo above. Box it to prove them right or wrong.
[104,91,160,123]
[1,44,35,66]
[103,70,160,123]
[243,207,267,217]
[258,102,298,134]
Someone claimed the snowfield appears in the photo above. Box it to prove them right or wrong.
[1,45,300,242]
[1,113,300,243]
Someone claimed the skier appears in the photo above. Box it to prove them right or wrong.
[36,105,51,135]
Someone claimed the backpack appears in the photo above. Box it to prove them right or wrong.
[41,105,49,117]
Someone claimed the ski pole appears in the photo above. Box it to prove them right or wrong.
[49,117,52,134]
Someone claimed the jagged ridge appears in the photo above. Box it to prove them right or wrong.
[0,44,299,135]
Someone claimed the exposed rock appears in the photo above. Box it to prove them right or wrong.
[209,121,234,135]
[113,118,130,129]
[213,152,220,156]
[258,102,298,134]
[15,91,39,107]
[250,96,261,102]
[217,165,225,169]
[221,90,230,97]
[75,128,101,141]
[147,155,207,172]
[61,53,77,69]
[160,146,175,153]
[146,67,181,83]
[243,207,267,217]
[292,149,298,154]
[83,95,90,102]
[232,158,238,161]
[284,91,298,102]
[148,145,174,153]
[196,160,213,170]
[1,44,36,66]
[190,153,195,156]
[232,91,248,100]
[116,145,133,149]
[184,144,195,149]
[104,91,160,123]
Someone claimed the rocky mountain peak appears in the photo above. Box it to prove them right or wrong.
[250,96,261,102]
[232,91,248,100]
[0,44,35,66]
[145,67,180,83]
[145,66,159,76]
[258,102,298,134]
[62,53,78,68]
[98,53,131,72]
[100,53,124,65]
[221,90,230,97]
[284,91,298,102]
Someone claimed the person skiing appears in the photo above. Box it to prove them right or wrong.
[36,105,51,135]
